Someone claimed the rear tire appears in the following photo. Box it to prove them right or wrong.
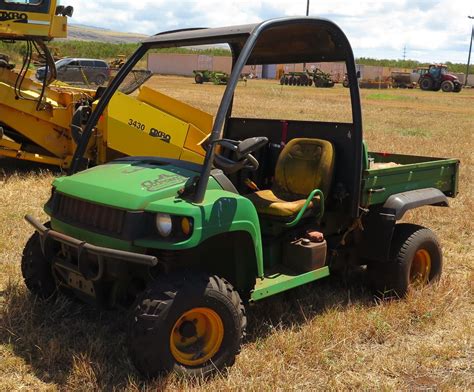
[128,273,246,377]
[21,226,58,299]
[94,74,107,86]
[419,77,433,91]
[370,224,442,298]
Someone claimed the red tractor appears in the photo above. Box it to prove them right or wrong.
[419,64,462,92]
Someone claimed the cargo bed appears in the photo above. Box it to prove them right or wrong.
[361,152,460,207]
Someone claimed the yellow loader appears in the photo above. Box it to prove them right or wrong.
[0,0,209,168]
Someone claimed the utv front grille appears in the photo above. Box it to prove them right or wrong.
[55,194,126,235]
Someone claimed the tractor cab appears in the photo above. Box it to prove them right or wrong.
[428,64,443,78]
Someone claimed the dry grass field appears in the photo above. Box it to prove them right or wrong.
[1,77,473,391]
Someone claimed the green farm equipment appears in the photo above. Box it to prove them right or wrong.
[280,71,313,86]
[280,68,335,87]
[312,68,335,87]
[22,18,459,378]
[193,69,229,85]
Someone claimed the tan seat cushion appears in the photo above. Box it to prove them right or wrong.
[246,189,321,218]
[246,138,334,219]
[273,138,334,198]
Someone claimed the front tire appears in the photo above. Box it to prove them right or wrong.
[441,80,454,92]
[194,73,204,84]
[128,273,246,377]
[21,227,58,299]
[370,224,442,298]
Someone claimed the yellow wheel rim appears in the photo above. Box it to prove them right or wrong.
[170,307,224,366]
[410,249,432,286]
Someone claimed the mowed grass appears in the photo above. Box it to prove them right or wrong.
[1,77,473,391]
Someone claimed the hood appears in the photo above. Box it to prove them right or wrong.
[444,73,459,81]
[53,158,204,210]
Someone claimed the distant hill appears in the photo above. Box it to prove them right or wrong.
[63,24,147,43]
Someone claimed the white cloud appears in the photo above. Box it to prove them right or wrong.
[63,0,474,62]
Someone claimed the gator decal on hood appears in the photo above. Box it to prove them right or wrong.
[141,173,187,192]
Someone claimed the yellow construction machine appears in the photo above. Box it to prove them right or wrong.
[0,0,209,168]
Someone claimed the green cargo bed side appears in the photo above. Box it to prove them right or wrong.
[361,152,460,207]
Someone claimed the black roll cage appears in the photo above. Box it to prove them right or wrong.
[69,16,363,218]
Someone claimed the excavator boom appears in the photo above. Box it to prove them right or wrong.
[0,1,208,168]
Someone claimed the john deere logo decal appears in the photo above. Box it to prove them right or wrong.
[0,12,28,23]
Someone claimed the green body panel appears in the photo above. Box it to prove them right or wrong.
[135,189,264,277]
[52,162,220,210]
[251,266,330,301]
[50,160,265,278]
[361,153,460,206]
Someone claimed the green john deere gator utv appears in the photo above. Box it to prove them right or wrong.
[22,17,460,377]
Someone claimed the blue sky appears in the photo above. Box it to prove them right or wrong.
[65,0,474,63]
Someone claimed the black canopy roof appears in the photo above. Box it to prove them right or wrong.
[143,17,350,64]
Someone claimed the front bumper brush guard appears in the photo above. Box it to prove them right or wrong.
[25,215,158,281]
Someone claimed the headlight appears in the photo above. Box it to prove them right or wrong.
[155,213,172,237]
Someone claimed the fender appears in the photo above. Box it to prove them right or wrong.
[382,188,448,220]
[358,188,449,262]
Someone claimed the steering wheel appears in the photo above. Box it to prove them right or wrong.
[211,137,268,174]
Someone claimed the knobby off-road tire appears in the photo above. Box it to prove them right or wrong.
[128,273,247,378]
[370,224,442,298]
[21,225,58,299]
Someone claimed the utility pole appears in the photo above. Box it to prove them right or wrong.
[303,0,310,71]
[403,45,406,61]
[465,16,474,86]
